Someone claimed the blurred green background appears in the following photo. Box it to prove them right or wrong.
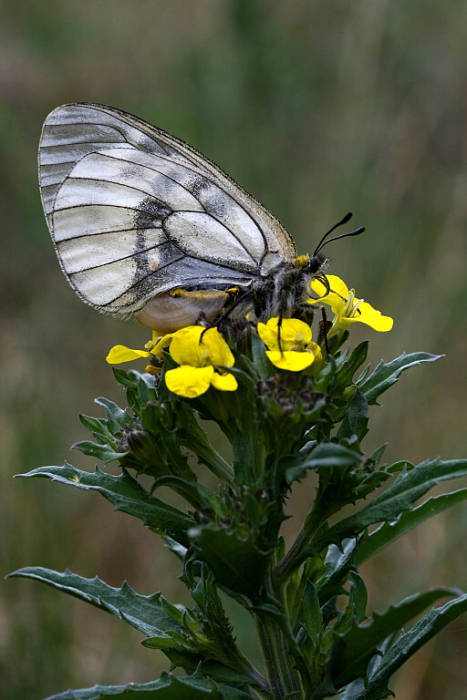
[1,1,466,698]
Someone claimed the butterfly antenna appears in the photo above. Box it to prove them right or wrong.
[313,212,353,256]
[313,213,365,256]
[314,226,365,255]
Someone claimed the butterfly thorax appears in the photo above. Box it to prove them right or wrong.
[251,253,326,320]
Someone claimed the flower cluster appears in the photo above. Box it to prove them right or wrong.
[106,275,392,398]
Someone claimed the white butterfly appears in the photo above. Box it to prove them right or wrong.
[38,103,361,332]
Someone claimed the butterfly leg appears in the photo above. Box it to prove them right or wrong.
[276,286,291,355]
[200,289,253,340]
[320,307,330,357]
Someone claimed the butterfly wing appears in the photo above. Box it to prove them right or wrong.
[38,102,296,316]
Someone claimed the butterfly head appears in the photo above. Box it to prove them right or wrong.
[293,253,325,275]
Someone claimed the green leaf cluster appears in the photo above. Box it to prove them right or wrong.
[9,323,466,699]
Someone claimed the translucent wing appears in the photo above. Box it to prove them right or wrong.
[38,102,296,316]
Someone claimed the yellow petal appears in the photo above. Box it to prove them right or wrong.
[106,345,151,364]
[151,332,174,356]
[201,328,235,366]
[308,275,348,315]
[258,317,312,351]
[169,326,205,366]
[308,341,323,363]
[165,365,214,398]
[344,301,393,331]
[320,275,349,298]
[211,371,238,391]
[257,321,280,350]
[144,330,164,351]
[280,318,312,345]
[266,350,315,371]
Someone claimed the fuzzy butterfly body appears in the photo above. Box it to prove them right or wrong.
[39,103,357,332]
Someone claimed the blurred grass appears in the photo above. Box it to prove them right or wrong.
[1,1,466,698]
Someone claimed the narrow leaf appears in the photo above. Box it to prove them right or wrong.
[355,487,467,566]
[333,342,368,391]
[7,567,183,638]
[337,389,368,442]
[153,476,219,514]
[358,352,442,405]
[317,539,357,604]
[44,670,220,699]
[322,458,467,544]
[94,396,130,431]
[72,440,124,463]
[332,588,459,685]
[346,594,467,700]
[303,582,323,645]
[17,464,193,542]
[79,414,115,443]
[285,443,363,483]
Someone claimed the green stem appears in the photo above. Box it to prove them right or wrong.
[276,502,335,581]
[196,441,234,481]
[234,650,270,693]
[256,567,304,699]
[275,529,310,582]
[256,615,286,698]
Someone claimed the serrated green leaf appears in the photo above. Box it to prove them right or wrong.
[163,537,187,561]
[44,670,221,699]
[332,587,459,686]
[368,444,387,468]
[79,413,115,444]
[333,342,368,391]
[112,369,157,412]
[316,539,357,604]
[355,487,467,566]
[347,572,368,625]
[112,367,138,388]
[17,464,193,542]
[344,594,467,700]
[337,636,395,700]
[307,442,362,469]
[303,582,322,645]
[217,684,254,699]
[153,476,220,514]
[337,389,368,442]
[192,525,270,602]
[358,352,442,405]
[285,443,362,483]
[94,396,130,431]
[72,440,124,463]
[322,458,467,545]
[7,567,183,638]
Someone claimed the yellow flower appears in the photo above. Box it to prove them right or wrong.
[307,275,393,337]
[163,326,238,398]
[257,317,322,371]
[107,326,238,398]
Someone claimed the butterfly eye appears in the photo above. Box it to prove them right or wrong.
[307,257,323,274]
